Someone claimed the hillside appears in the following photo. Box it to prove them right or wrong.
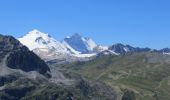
[59,52,170,100]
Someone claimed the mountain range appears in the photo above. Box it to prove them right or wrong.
[18,29,170,63]
[1,30,170,100]
[0,34,118,100]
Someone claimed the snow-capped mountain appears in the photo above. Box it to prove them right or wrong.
[18,30,99,62]
[63,33,97,54]
[18,29,69,53]
[17,29,170,63]
[154,48,170,55]
[18,29,73,60]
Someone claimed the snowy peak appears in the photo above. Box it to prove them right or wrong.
[18,29,69,53]
[63,33,97,53]
[28,29,44,35]
[26,29,52,41]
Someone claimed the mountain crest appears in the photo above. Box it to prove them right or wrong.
[72,33,82,38]
[63,33,97,53]
[29,29,41,33]
[26,29,52,40]
[28,29,47,35]
[27,29,43,36]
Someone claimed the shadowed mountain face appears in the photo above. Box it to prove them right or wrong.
[158,48,170,53]
[109,43,151,54]
[64,33,90,53]
[0,34,50,77]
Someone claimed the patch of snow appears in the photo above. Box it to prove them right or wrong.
[66,36,70,38]
[108,50,119,55]
[123,47,130,52]
[83,37,97,51]
[73,53,96,58]
[62,41,81,54]
[163,52,170,55]
[96,45,109,52]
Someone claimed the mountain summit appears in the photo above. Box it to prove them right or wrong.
[18,29,68,52]
[63,33,97,54]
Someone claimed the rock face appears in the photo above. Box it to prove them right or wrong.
[6,49,50,76]
[109,43,151,54]
[63,33,97,54]
[0,75,17,86]
[122,89,135,100]
[157,48,170,54]
[0,34,50,77]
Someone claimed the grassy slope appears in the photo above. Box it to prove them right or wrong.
[61,52,170,100]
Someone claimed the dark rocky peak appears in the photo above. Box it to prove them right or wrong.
[64,33,89,53]
[0,35,24,51]
[109,43,151,54]
[109,43,131,54]
[159,48,170,53]
[0,34,51,78]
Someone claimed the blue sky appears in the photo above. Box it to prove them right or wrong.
[0,0,170,49]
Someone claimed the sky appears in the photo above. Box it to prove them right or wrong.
[0,0,170,49]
